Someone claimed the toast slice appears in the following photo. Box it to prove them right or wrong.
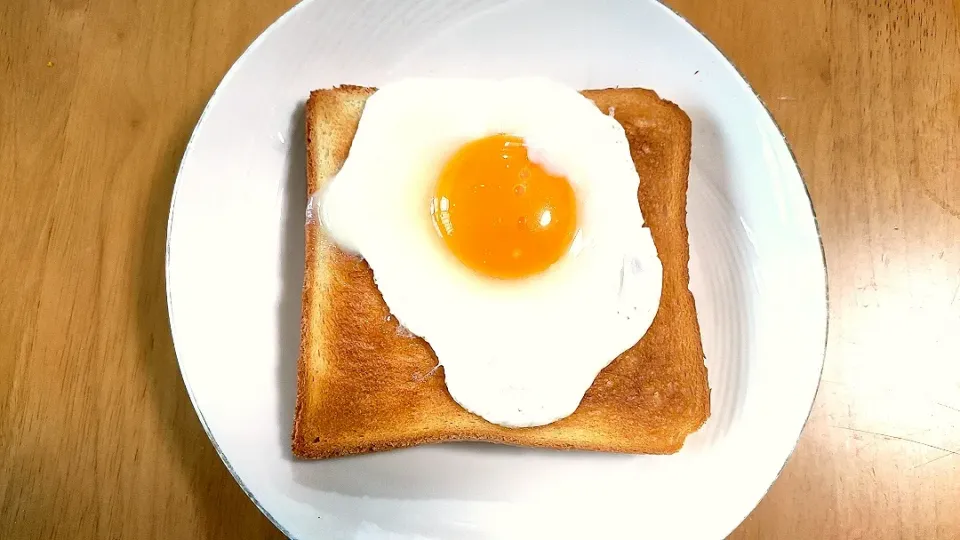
[293,86,709,458]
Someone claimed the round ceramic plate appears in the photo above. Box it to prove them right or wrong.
[166,0,827,538]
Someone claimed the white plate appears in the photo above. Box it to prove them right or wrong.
[166,0,827,538]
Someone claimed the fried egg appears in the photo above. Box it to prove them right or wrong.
[320,78,662,427]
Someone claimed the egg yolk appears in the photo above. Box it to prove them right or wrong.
[432,134,578,279]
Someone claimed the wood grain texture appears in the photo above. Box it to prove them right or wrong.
[1,0,957,538]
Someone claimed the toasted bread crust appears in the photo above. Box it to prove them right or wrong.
[293,86,709,458]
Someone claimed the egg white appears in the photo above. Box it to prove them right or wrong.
[321,78,663,427]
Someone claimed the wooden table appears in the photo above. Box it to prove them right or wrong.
[2,0,958,537]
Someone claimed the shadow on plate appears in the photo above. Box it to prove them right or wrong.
[291,441,636,501]
[276,101,307,458]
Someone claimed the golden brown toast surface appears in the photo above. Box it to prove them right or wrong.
[293,86,709,458]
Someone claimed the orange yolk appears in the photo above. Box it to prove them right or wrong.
[432,134,578,279]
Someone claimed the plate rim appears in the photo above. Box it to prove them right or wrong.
[164,0,829,537]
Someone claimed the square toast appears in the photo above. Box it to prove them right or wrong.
[293,86,709,458]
